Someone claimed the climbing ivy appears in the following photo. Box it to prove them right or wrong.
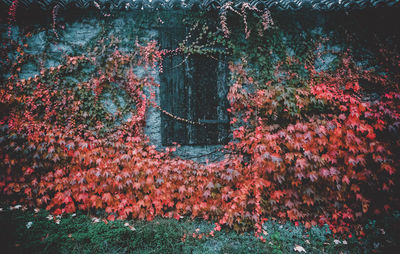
[1,5,399,238]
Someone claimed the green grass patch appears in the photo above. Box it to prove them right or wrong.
[0,207,399,253]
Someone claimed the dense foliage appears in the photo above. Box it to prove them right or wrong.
[1,5,399,241]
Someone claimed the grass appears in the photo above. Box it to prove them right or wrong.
[0,206,399,254]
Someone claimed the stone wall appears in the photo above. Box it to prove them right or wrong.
[1,8,398,162]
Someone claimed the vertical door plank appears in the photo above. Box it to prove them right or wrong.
[159,24,188,145]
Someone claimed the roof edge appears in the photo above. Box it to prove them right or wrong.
[2,0,400,12]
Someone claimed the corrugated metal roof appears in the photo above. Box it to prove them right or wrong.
[1,0,400,11]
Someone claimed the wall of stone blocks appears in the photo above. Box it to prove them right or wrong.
[3,8,391,163]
